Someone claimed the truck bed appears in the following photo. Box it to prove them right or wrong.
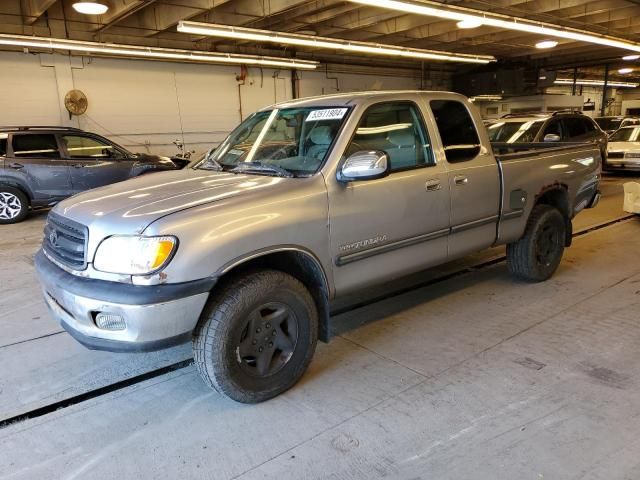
[491,141,601,245]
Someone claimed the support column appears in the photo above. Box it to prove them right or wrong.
[601,64,609,117]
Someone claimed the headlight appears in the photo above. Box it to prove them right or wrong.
[93,235,177,275]
[625,152,640,158]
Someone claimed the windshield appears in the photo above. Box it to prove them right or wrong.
[595,118,622,131]
[487,120,545,143]
[196,106,349,176]
[609,127,640,142]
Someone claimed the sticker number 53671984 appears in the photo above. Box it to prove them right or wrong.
[306,108,348,122]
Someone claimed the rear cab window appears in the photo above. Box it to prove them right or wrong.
[429,100,480,162]
[12,134,60,159]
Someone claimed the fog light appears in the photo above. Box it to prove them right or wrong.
[95,313,126,331]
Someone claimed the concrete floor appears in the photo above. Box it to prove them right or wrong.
[1,175,639,479]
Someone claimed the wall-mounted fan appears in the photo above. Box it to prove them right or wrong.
[64,89,88,119]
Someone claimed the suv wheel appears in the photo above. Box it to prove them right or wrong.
[193,269,318,403]
[0,187,29,224]
[506,205,566,282]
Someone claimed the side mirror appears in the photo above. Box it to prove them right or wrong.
[338,150,390,182]
[543,133,561,142]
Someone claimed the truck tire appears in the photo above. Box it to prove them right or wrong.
[0,186,29,224]
[506,205,566,282]
[192,269,318,403]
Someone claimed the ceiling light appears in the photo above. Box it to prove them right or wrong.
[72,2,108,15]
[349,0,640,53]
[178,21,495,64]
[0,34,317,69]
[554,78,638,88]
[536,40,558,49]
[457,19,482,29]
[618,68,633,74]
[623,55,640,61]
[469,95,502,101]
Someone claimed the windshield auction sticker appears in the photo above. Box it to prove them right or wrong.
[306,108,348,122]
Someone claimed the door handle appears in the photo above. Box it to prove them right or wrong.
[9,162,24,170]
[72,164,85,168]
[425,179,441,191]
[454,175,468,186]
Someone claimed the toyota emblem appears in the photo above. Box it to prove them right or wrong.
[49,230,58,246]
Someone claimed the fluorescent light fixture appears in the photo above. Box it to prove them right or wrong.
[0,34,318,69]
[535,40,558,49]
[554,78,638,88]
[178,21,495,64]
[350,0,640,53]
[623,55,640,61]
[469,95,502,101]
[72,2,108,15]
[618,67,633,74]
[457,19,482,29]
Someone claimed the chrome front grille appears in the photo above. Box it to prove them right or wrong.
[607,151,624,159]
[43,213,88,270]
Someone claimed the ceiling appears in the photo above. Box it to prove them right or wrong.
[3,0,640,78]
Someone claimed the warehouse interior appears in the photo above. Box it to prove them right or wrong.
[1,1,640,479]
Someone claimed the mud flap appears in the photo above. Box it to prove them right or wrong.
[565,218,573,247]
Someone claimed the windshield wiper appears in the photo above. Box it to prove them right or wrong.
[231,162,294,178]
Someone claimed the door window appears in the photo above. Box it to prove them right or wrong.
[61,135,124,159]
[582,118,596,132]
[346,102,433,171]
[12,134,60,158]
[0,134,7,156]
[562,117,587,139]
[543,119,562,138]
[429,100,480,162]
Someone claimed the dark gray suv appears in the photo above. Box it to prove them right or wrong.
[486,111,608,159]
[0,126,180,223]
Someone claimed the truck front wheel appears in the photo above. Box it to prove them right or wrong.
[506,205,566,282]
[193,269,318,403]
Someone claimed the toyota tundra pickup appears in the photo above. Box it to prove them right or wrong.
[35,91,601,403]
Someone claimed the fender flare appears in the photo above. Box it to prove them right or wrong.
[216,244,331,297]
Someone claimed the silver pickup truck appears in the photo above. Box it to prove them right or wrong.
[35,91,601,403]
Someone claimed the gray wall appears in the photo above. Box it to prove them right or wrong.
[0,51,442,157]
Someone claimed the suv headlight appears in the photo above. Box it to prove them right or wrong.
[93,235,177,275]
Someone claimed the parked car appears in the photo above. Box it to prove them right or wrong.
[486,111,607,158]
[35,91,602,403]
[0,126,184,223]
[605,126,640,172]
[594,115,640,135]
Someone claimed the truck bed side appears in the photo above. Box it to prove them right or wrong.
[493,143,601,245]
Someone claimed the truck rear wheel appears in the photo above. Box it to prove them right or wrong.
[192,269,318,403]
[506,205,566,282]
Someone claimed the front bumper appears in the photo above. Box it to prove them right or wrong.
[35,250,214,352]
[604,159,640,171]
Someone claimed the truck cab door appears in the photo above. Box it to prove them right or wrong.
[9,133,72,201]
[327,101,450,296]
[428,99,500,259]
[60,134,134,193]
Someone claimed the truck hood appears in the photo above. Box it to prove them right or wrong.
[53,169,288,234]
